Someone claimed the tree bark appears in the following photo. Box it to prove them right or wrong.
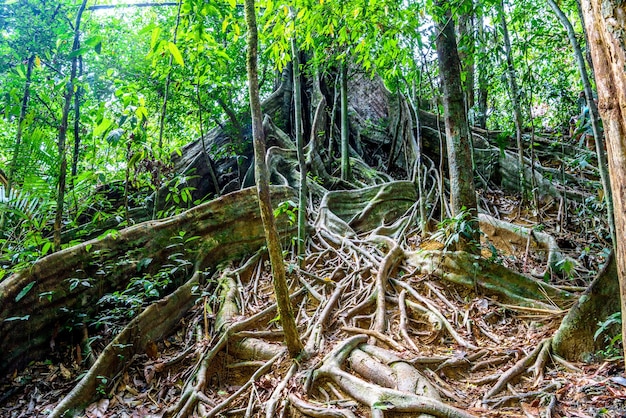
[434,1,479,253]
[244,0,303,358]
[457,9,475,110]
[581,0,626,371]
[552,255,620,361]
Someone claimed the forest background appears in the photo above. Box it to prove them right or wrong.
[1,0,626,417]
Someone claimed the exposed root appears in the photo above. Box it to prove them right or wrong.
[313,335,477,418]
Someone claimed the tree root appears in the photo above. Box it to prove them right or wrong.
[313,335,477,418]
[48,269,204,418]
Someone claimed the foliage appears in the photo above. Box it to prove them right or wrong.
[431,207,480,252]
[594,312,623,360]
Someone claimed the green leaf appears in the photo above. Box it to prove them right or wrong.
[68,46,91,58]
[167,42,185,67]
[94,118,113,137]
[41,241,52,256]
[15,281,36,302]
[228,0,236,8]
[372,401,395,410]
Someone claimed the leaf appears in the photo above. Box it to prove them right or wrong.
[68,46,91,58]
[93,118,113,137]
[34,56,41,68]
[373,401,395,410]
[41,241,52,256]
[105,128,124,146]
[4,315,30,322]
[228,0,236,8]
[167,42,185,67]
[15,281,36,302]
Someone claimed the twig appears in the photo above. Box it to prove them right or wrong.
[483,338,551,402]
[393,279,478,350]
[288,394,357,418]
[484,382,559,408]
[265,360,298,418]
[206,351,285,417]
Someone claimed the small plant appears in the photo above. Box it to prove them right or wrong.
[96,376,108,397]
[594,311,623,360]
[431,207,479,252]
[274,200,298,226]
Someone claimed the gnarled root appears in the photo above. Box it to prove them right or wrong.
[313,335,478,418]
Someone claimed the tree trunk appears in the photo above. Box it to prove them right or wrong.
[54,0,87,251]
[581,0,626,371]
[340,61,351,181]
[499,0,526,198]
[71,56,83,180]
[434,1,479,253]
[291,12,308,263]
[152,0,182,220]
[552,255,620,361]
[476,13,488,130]
[7,54,34,192]
[244,0,303,359]
[547,0,615,244]
[457,10,475,110]
[2,54,34,234]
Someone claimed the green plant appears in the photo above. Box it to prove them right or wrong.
[431,207,479,252]
[594,311,623,360]
[274,200,298,226]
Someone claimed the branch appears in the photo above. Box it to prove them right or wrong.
[88,2,178,10]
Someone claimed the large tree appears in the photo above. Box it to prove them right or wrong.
[581,0,626,368]
[433,0,479,252]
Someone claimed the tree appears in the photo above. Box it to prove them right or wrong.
[243,0,303,359]
[290,8,308,262]
[546,0,615,244]
[498,0,526,197]
[581,0,626,370]
[433,0,479,252]
[53,0,88,251]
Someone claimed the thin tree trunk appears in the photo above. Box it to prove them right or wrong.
[290,10,308,263]
[575,0,594,80]
[547,0,615,244]
[197,83,221,196]
[7,54,35,192]
[499,0,526,198]
[71,55,83,179]
[340,61,350,181]
[153,0,182,219]
[476,13,488,130]
[244,0,303,359]
[457,9,475,110]
[54,0,88,251]
[581,0,626,371]
[434,2,479,252]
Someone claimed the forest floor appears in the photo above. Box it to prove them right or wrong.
[1,136,625,417]
[0,195,626,418]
